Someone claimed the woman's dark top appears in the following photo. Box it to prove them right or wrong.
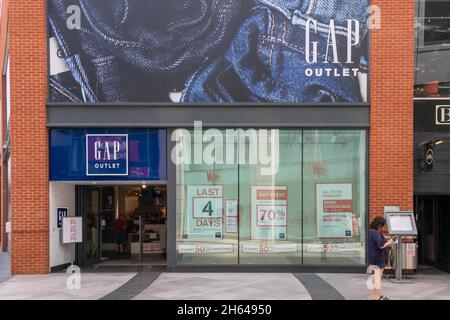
[368,229,387,268]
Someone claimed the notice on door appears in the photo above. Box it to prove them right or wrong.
[316,183,353,238]
[62,217,82,244]
[251,185,288,240]
[186,185,223,239]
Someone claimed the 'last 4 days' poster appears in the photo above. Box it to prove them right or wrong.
[186,185,223,239]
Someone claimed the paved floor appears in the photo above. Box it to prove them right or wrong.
[0,252,11,284]
[134,273,311,300]
[0,273,135,300]
[0,269,449,300]
[320,271,450,300]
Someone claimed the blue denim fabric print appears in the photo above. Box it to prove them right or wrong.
[77,0,243,73]
[49,3,101,102]
[181,5,362,103]
[48,0,369,103]
[49,0,243,102]
[50,74,84,103]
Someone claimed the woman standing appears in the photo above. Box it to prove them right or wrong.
[115,214,127,256]
[368,216,394,300]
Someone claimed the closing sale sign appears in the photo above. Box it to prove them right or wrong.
[251,186,288,240]
[316,183,353,238]
[186,185,223,239]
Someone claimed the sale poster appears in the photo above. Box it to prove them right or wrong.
[251,186,288,240]
[242,243,297,254]
[177,243,234,254]
[306,242,362,253]
[186,185,223,239]
[316,183,353,238]
[225,200,238,233]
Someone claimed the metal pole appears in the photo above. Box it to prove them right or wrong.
[395,236,402,281]
[139,216,143,262]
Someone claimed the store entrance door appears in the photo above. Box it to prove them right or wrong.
[77,185,168,267]
[79,186,102,267]
[437,197,450,272]
[415,195,450,273]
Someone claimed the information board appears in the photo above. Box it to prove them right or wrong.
[385,211,417,235]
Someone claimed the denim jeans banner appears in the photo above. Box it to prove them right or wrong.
[48,0,369,103]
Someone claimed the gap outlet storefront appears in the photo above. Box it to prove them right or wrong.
[39,0,414,273]
[47,0,371,271]
[48,127,367,269]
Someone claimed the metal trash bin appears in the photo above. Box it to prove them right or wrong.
[391,240,418,270]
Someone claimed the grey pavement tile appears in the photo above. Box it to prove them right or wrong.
[100,271,161,300]
[0,252,11,284]
[134,273,311,300]
[0,273,136,300]
[318,273,450,300]
[0,270,448,300]
[293,273,345,300]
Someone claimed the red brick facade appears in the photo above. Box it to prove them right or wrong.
[0,0,8,255]
[7,0,49,274]
[0,0,415,274]
[369,1,415,220]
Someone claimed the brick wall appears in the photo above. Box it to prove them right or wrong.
[9,0,49,274]
[0,0,9,254]
[369,1,415,221]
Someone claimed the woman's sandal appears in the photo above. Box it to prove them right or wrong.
[378,296,390,300]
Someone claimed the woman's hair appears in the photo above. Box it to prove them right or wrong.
[370,216,387,230]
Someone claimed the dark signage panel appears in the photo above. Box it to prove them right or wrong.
[414,99,450,132]
[57,208,68,228]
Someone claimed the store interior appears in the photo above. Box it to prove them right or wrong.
[80,185,167,266]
